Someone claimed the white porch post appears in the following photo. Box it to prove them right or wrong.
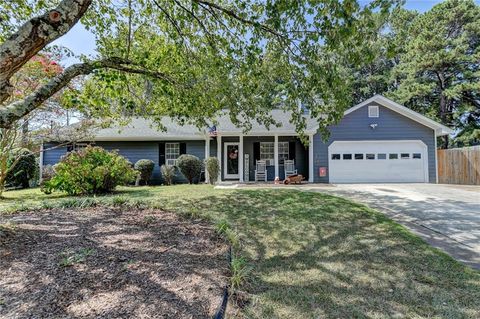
[274,135,279,179]
[217,135,222,182]
[308,134,314,183]
[239,134,244,182]
[204,137,210,183]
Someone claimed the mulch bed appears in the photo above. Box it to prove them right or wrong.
[0,207,229,318]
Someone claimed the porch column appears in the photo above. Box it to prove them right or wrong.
[308,134,314,183]
[239,134,244,182]
[274,134,279,179]
[217,135,222,182]
[204,137,210,183]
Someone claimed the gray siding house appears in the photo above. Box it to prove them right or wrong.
[42,95,452,184]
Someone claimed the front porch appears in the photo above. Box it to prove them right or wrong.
[205,134,314,183]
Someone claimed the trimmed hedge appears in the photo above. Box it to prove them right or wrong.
[134,159,155,185]
[177,154,202,184]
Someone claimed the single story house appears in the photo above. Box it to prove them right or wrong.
[41,95,453,184]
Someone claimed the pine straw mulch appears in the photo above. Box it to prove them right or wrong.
[0,206,229,318]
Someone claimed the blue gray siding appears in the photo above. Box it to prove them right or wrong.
[43,143,69,165]
[43,140,208,184]
[312,103,437,183]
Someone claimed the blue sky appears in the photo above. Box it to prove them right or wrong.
[52,0,473,65]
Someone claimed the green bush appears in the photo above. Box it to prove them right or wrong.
[43,146,137,195]
[6,148,37,189]
[176,154,202,184]
[160,164,175,185]
[40,165,55,194]
[205,157,220,184]
[134,159,155,185]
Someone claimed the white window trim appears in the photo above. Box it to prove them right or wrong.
[368,105,379,118]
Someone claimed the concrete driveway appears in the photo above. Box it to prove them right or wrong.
[309,184,480,270]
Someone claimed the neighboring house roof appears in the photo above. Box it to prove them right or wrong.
[343,95,454,136]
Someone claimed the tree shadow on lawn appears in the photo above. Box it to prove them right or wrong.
[0,207,229,319]
[172,189,480,318]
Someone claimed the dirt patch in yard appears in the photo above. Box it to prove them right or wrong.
[0,207,229,318]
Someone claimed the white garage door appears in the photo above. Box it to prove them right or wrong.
[328,140,428,183]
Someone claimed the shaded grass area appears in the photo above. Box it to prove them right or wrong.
[2,186,480,318]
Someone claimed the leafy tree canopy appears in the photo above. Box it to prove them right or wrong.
[0,0,401,141]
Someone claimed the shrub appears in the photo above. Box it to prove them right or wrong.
[43,146,137,195]
[134,159,155,185]
[40,165,56,194]
[205,157,220,184]
[6,148,37,188]
[160,164,175,185]
[176,154,202,184]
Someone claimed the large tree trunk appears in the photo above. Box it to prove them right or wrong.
[436,71,449,149]
[0,0,93,105]
[439,93,449,149]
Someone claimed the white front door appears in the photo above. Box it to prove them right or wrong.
[224,142,240,179]
[328,140,429,183]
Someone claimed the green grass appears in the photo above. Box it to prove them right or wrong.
[1,185,479,318]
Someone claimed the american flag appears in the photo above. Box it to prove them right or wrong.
[208,125,217,137]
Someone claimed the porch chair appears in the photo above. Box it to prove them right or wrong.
[255,160,267,182]
[284,159,297,177]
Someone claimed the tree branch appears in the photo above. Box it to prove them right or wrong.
[192,0,282,37]
[0,57,173,128]
[0,0,93,105]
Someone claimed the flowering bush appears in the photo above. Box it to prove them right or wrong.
[43,146,137,195]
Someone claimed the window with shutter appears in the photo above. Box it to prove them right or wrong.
[165,143,180,165]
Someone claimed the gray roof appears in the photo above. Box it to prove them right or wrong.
[91,118,205,141]
[214,110,319,134]
[89,110,319,141]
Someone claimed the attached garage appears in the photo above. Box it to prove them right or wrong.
[328,140,429,183]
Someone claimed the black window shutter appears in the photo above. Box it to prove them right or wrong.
[253,142,260,161]
[289,141,296,160]
[159,142,165,166]
[179,142,187,155]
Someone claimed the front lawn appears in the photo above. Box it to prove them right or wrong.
[1,185,479,318]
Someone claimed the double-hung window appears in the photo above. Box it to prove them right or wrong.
[278,142,289,164]
[67,143,90,152]
[165,142,180,165]
[260,142,289,165]
[260,142,274,165]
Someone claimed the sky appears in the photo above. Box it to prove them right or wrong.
[52,0,474,65]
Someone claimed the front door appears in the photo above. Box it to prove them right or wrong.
[224,143,239,179]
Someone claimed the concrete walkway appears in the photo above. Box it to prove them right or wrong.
[304,184,480,270]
